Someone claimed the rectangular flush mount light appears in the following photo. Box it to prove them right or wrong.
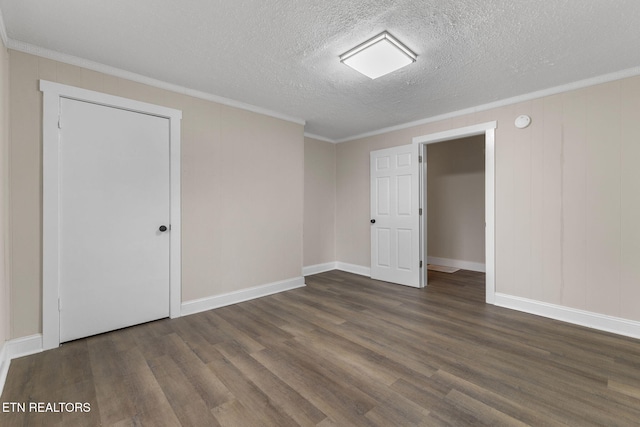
[340,31,417,79]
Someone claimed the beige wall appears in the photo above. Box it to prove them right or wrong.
[336,75,640,322]
[0,39,9,346]
[8,50,304,339]
[304,137,336,267]
[427,135,485,264]
[336,122,460,268]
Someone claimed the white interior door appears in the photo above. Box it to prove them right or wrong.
[59,98,171,342]
[370,144,421,287]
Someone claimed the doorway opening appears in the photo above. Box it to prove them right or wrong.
[424,136,486,296]
[413,121,496,303]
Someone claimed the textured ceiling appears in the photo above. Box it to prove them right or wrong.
[1,0,640,141]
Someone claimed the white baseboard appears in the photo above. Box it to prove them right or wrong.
[302,262,372,278]
[427,256,486,273]
[0,334,43,396]
[181,276,305,317]
[335,262,371,277]
[303,262,337,276]
[495,293,640,340]
[6,334,43,360]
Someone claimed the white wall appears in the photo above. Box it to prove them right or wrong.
[304,137,336,268]
[0,36,10,349]
[336,75,640,323]
[8,50,305,339]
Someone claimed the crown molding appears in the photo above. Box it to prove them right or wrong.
[6,38,306,127]
[4,16,640,143]
[336,65,640,143]
[0,7,8,47]
[303,132,337,144]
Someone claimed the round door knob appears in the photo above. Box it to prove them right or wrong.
[370,219,376,224]
[159,225,168,232]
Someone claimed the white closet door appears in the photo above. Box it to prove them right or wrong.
[370,144,421,287]
[59,98,170,342]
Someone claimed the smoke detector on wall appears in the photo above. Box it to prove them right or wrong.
[514,115,532,129]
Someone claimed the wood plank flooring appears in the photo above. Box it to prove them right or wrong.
[2,270,640,426]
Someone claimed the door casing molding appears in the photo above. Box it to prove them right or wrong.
[413,121,497,304]
[40,80,182,350]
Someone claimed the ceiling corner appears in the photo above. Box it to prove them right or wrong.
[303,132,337,144]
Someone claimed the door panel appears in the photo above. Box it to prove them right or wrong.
[370,144,421,287]
[397,174,412,214]
[59,98,170,342]
[397,229,413,270]
[377,228,391,267]
[376,177,390,215]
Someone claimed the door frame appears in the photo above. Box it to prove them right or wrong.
[413,121,496,303]
[40,80,183,350]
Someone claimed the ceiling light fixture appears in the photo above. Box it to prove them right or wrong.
[340,31,417,79]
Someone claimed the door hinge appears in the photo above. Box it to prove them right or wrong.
[419,208,422,216]
[58,298,61,311]
[58,98,63,128]
[419,155,423,163]
[420,260,423,268]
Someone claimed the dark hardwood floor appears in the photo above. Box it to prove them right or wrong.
[2,270,640,426]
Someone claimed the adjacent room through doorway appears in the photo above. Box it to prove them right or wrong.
[425,135,486,284]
